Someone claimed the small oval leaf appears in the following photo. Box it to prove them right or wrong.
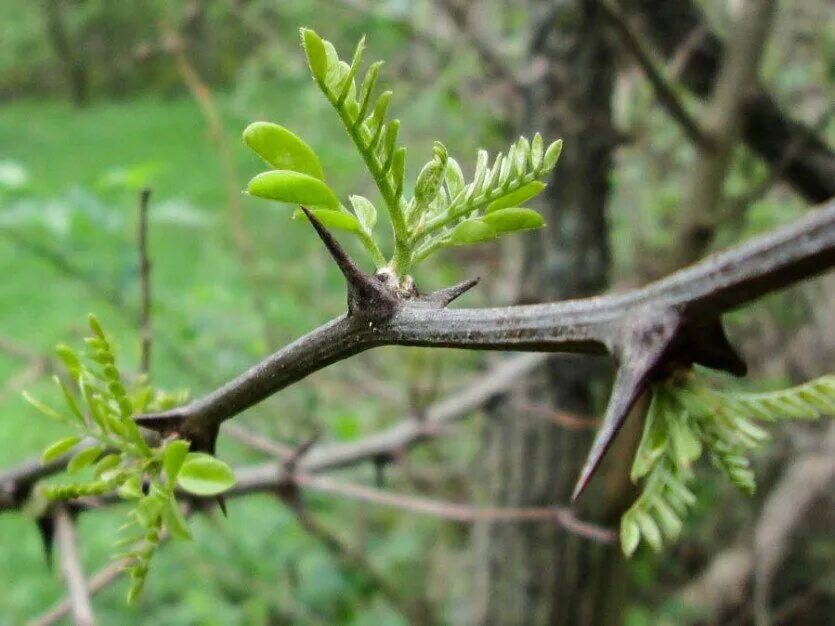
[446,219,496,245]
[485,181,546,213]
[300,28,328,83]
[349,195,377,232]
[243,122,324,180]
[163,440,190,486]
[543,139,563,171]
[481,208,544,234]
[620,515,640,557]
[161,493,192,540]
[247,170,339,209]
[177,453,236,496]
[293,208,361,234]
[42,435,82,463]
[68,444,104,473]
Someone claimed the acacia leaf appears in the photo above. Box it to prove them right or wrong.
[485,181,546,213]
[42,436,82,462]
[293,208,362,234]
[247,170,339,209]
[481,208,544,234]
[243,122,324,180]
[176,453,235,496]
[446,219,496,245]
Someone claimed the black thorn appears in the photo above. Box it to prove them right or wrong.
[424,277,480,307]
[301,207,399,315]
[687,318,747,376]
[572,310,683,501]
[215,496,228,517]
[36,515,56,568]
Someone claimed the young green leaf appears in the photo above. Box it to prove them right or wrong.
[543,139,563,171]
[446,219,496,245]
[445,158,465,199]
[93,453,121,478]
[300,28,328,83]
[161,493,192,540]
[42,435,82,462]
[485,181,546,213]
[118,474,144,500]
[481,208,544,234]
[247,170,339,208]
[292,208,362,234]
[349,195,377,232]
[23,392,65,422]
[68,444,104,473]
[243,122,324,180]
[620,514,640,557]
[163,440,190,486]
[176,453,236,496]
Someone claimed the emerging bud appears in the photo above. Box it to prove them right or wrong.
[414,141,448,207]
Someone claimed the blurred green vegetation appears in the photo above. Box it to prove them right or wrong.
[0,0,833,624]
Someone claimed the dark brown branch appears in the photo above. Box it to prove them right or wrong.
[136,199,835,441]
[137,188,152,376]
[626,0,835,202]
[600,0,710,148]
[53,506,95,626]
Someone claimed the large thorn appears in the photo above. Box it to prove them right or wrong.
[422,277,480,308]
[301,207,399,315]
[572,309,683,501]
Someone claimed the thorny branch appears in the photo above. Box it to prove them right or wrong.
[132,199,835,498]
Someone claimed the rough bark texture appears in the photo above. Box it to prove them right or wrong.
[472,2,622,624]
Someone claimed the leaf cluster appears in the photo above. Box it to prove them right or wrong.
[25,315,236,602]
[243,29,563,280]
[621,372,835,556]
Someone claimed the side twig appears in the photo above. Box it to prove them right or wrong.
[53,506,95,626]
[137,188,153,376]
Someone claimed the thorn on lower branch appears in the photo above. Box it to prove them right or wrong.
[301,207,400,317]
[422,277,480,307]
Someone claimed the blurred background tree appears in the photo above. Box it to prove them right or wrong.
[0,0,833,624]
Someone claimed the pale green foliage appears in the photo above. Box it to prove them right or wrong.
[25,315,236,602]
[621,372,835,557]
[243,28,562,279]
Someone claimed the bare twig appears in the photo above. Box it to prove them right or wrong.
[628,0,835,202]
[53,507,95,626]
[29,558,127,626]
[137,188,153,376]
[673,0,778,267]
[600,0,709,148]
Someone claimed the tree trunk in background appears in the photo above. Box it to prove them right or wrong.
[42,0,89,107]
[472,2,627,624]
